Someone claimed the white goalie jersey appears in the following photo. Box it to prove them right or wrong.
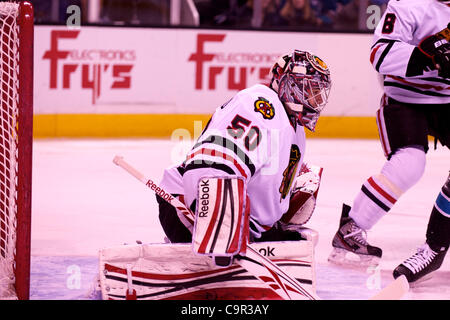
[160,84,306,239]
[370,0,450,104]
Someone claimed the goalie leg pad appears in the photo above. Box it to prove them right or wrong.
[193,177,249,259]
[98,240,316,300]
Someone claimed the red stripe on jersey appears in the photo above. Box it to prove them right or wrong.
[198,179,223,254]
[370,44,383,64]
[367,177,397,205]
[188,148,248,178]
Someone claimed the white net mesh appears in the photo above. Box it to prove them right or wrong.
[0,2,19,300]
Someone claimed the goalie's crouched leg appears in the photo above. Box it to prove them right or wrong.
[156,195,192,243]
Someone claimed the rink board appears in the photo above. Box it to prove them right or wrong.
[98,241,315,300]
[33,114,380,139]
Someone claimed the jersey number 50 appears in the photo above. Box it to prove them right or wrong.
[227,114,261,151]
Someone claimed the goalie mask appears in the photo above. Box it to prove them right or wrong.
[270,50,331,131]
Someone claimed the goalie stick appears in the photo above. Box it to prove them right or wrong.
[112,156,194,233]
[113,155,318,300]
[369,275,409,300]
[113,155,409,300]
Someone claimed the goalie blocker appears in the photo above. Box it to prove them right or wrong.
[193,177,250,267]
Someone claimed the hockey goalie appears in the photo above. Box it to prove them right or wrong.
[98,50,331,300]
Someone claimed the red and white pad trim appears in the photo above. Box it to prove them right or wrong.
[98,241,316,300]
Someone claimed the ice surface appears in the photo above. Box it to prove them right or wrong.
[31,138,450,300]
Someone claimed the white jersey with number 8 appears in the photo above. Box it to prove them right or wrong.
[370,0,450,104]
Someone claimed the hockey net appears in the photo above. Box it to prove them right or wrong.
[0,1,33,300]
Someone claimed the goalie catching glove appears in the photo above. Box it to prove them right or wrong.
[281,163,323,226]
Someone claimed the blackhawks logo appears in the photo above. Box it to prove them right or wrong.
[254,97,275,120]
[279,145,301,201]
[308,54,330,74]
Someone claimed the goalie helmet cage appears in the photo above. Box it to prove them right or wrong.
[0,1,33,300]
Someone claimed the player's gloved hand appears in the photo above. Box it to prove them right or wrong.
[418,24,450,78]
[433,43,450,78]
[281,163,323,226]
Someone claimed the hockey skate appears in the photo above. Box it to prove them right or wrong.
[393,243,448,286]
[328,204,382,267]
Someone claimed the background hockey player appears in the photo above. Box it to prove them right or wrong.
[328,0,450,285]
[156,50,331,252]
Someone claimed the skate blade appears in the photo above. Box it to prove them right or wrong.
[328,248,380,268]
[409,272,435,289]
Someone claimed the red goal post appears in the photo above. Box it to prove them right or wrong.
[0,1,33,300]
